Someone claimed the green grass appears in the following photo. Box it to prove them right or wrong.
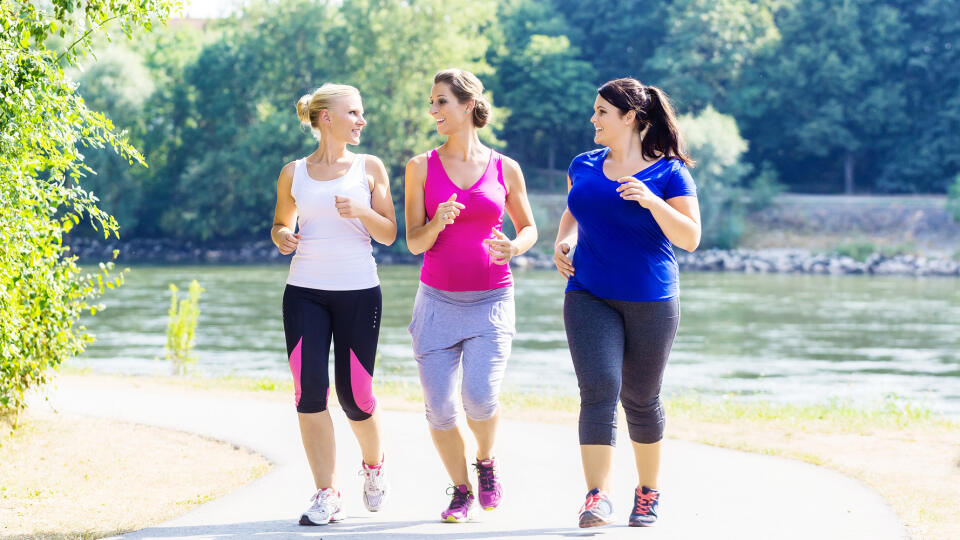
[664,393,957,431]
[57,366,957,432]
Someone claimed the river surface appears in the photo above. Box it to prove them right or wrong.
[77,265,960,416]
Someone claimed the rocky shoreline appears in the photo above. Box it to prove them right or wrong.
[67,237,960,277]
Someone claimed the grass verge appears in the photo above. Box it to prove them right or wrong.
[0,404,270,539]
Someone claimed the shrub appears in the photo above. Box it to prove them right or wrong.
[0,1,176,427]
[831,241,877,262]
[165,280,204,376]
[947,173,960,222]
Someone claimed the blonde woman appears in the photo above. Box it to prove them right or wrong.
[271,83,396,525]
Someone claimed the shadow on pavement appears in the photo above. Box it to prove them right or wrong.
[116,518,591,538]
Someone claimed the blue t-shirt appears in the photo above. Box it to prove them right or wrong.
[565,147,697,302]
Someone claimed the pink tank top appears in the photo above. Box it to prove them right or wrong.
[420,148,513,291]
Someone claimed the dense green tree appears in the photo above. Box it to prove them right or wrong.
[73,45,156,233]
[151,0,498,240]
[552,0,668,84]
[496,34,597,172]
[0,0,177,422]
[487,0,596,175]
[877,0,960,192]
[733,0,913,193]
[648,0,779,113]
[678,106,752,248]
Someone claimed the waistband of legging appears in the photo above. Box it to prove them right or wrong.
[417,281,514,307]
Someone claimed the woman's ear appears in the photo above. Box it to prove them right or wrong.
[623,109,637,126]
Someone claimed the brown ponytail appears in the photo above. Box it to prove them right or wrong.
[597,78,693,167]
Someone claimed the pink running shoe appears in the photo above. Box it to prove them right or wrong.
[473,458,503,510]
[440,484,475,522]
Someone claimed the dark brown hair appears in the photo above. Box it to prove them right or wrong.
[597,78,692,166]
[434,68,491,128]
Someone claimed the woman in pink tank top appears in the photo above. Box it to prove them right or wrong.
[405,69,537,522]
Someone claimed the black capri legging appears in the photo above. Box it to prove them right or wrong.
[282,284,382,419]
[564,290,680,446]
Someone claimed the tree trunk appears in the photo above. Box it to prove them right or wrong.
[548,141,556,171]
[844,152,855,194]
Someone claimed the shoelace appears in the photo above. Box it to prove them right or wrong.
[445,486,472,510]
[633,491,657,514]
[359,466,382,491]
[473,461,497,491]
[580,491,603,513]
[312,488,333,506]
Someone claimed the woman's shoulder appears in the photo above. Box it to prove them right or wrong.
[495,151,520,173]
[568,147,606,177]
[665,156,688,171]
[573,147,606,164]
[405,151,432,182]
[362,153,387,173]
[279,159,299,181]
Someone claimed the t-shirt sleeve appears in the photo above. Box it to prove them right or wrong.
[663,162,697,199]
[567,157,579,184]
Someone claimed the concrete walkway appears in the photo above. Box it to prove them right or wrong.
[42,378,906,540]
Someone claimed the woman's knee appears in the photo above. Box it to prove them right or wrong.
[622,395,665,443]
[423,395,459,430]
[578,368,621,405]
[336,389,376,421]
[461,388,498,421]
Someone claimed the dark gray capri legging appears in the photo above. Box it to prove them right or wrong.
[564,290,680,446]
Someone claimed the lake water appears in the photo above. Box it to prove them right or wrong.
[77,265,960,417]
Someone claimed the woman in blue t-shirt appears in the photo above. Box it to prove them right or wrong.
[553,78,701,529]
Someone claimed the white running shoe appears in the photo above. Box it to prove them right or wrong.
[359,456,388,512]
[299,487,345,525]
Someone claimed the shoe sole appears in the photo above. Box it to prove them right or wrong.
[629,519,657,527]
[579,513,613,528]
[363,492,387,512]
[299,510,346,526]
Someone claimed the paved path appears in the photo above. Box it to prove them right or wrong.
[42,378,906,539]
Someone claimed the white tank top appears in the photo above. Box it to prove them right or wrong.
[286,154,379,290]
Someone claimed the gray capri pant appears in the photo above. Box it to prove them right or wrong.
[408,282,516,430]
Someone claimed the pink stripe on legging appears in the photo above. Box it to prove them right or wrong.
[350,348,377,414]
[289,337,303,406]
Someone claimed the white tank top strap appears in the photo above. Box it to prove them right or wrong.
[352,153,369,193]
[290,158,306,197]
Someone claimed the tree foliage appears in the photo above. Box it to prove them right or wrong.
[0,0,177,422]
[53,0,960,249]
[677,106,752,249]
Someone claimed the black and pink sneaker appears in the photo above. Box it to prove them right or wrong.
[440,484,475,522]
[629,486,660,527]
[473,458,503,510]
